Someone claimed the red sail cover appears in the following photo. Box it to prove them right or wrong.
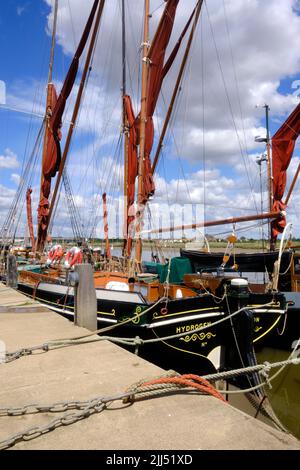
[37,83,60,241]
[50,0,99,152]
[271,102,300,239]
[42,83,60,197]
[102,193,111,259]
[36,0,99,248]
[26,188,35,250]
[124,95,138,255]
[142,0,179,203]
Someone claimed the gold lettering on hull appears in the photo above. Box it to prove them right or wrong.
[254,316,262,333]
[176,322,212,334]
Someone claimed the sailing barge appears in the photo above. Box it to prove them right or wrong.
[0,0,292,388]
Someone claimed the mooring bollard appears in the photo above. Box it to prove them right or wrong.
[6,254,18,288]
[71,264,97,331]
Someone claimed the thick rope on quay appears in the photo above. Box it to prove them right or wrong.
[139,374,226,402]
[123,371,225,403]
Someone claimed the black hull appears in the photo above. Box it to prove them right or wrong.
[180,249,299,351]
[254,293,300,351]
[17,280,287,391]
[180,249,292,274]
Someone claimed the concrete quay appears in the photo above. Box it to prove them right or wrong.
[0,283,299,450]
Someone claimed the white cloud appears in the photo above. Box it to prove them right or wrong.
[17,6,26,16]
[16,3,30,17]
[0,80,6,105]
[0,149,19,170]
[10,173,21,185]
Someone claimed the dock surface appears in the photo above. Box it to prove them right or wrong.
[0,282,299,450]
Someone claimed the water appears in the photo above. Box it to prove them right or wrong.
[256,347,300,439]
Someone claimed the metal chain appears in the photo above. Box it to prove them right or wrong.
[0,383,197,451]
[5,344,50,363]
[0,402,106,450]
[0,399,99,417]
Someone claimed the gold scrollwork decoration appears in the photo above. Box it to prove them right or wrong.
[254,326,263,333]
[180,332,216,343]
[121,307,143,325]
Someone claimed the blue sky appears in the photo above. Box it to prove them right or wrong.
[1,0,300,241]
[0,2,49,83]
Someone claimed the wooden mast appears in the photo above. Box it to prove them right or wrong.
[152,0,203,175]
[146,210,282,235]
[264,104,274,250]
[48,0,58,86]
[45,0,105,249]
[285,163,300,206]
[122,0,129,257]
[36,0,59,252]
[135,0,150,267]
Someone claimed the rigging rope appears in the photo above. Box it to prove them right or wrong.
[0,122,44,246]
[204,0,259,214]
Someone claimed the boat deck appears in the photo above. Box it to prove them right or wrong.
[0,282,299,450]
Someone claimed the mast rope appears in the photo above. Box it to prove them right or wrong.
[62,171,84,242]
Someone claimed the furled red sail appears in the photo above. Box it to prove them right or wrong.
[141,0,180,203]
[36,0,100,250]
[50,0,99,153]
[271,102,300,240]
[123,95,138,256]
[36,83,60,246]
[102,193,111,259]
[162,4,197,80]
[26,187,35,250]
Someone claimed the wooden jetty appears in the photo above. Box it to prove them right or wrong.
[0,281,299,450]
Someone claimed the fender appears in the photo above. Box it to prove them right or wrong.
[46,244,63,266]
[64,247,83,269]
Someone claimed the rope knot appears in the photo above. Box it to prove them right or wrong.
[260,361,272,389]
[134,336,143,356]
[134,336,143,346]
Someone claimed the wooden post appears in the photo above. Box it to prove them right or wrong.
[74,264,97,331]
[6,255,18,288]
